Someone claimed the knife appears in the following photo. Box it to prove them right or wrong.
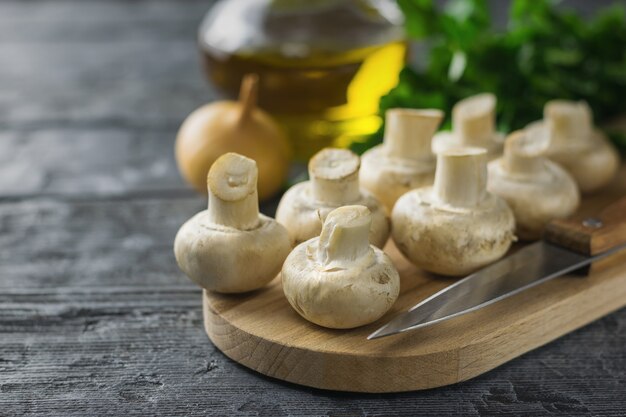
[368,196,626,340]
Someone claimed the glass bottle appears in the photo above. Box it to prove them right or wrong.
[199,0,406,160]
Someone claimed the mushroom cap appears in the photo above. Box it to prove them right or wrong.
[391,188,515,276]
[360,144,436,212]
[174,212,291,293]
[275,181,390,248]
[525,121,620,194]
[488,158,580,240]
[281,237,400,329]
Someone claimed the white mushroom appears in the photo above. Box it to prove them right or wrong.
[281,205,400,329]
[432,93,504,159]
[174,152,291,293]
[524,100,619,194]
[276,148,390,248]
[360,108,444,212]
[488,130,580,241]
[392,147,515,276]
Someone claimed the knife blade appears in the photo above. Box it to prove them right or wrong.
[368,197,626,340]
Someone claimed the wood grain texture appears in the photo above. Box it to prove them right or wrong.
[0,190,623,415]
[0,0,211,199]
[204,170,626,393]
[545,196,626,256]
[0,0,624,415]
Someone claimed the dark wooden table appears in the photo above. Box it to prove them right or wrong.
[0,1,624,416]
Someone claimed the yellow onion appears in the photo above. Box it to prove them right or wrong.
[175,74,291,201]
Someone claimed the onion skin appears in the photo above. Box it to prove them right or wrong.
[175,75,291,201]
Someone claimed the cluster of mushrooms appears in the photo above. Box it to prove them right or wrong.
[174,95,619,330]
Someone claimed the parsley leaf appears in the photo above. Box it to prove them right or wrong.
[353,0,626,153]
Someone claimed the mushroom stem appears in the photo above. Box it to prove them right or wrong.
[207,153,260,230]
[502,131,545,175]
[434,148,488,208]
[208,192,259,230]
[453,93,496,147]
[316,206,372,269]
[238,74,259,124]
[311,174,359,205]
[503,147,543,176]
[309,148,361,205]
[384,109,443,159]
[544,100,592,147]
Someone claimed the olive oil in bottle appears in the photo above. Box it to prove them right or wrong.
[199,0,406,160]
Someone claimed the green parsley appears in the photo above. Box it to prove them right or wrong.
[352,0,626,154]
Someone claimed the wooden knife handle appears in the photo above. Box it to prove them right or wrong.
[544,196,626,256]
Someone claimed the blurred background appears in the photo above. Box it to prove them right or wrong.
[0,0,622,204]
[1,2,625,415]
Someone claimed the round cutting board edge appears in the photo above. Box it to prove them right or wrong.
[202,286,465,393]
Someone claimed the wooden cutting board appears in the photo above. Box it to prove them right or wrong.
[203,165,626,393]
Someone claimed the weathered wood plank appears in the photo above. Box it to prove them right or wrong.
[0,0,217,197]
[0,1,209,43]
[0,34,212,130]
[0,128,292,203]
[0,197,200,289]
[0,196,624,415]
[0,0,623,415]
[0,196,276,290]
[0,128,187,197]
[0,296,624,416]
